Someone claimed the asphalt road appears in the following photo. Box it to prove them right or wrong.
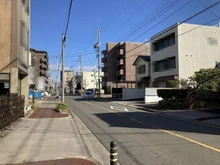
[66,96,220,165]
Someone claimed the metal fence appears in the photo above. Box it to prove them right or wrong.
[0,95,25,136]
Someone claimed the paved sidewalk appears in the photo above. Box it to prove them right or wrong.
[0,97,109,165]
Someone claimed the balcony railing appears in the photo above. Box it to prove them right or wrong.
[40,64,47,69]
[117,69,124,75]
[117,49,124,55]
[101,57,107,63]
[117,59,124,65]
[102,67,107,72]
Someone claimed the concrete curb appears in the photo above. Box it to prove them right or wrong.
[68,108,109,165]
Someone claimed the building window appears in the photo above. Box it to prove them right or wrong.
[153,33,175,51]
[20,20,25,46]
[137,65,146,74]
[153,56,176,72]
[208,37,218,46]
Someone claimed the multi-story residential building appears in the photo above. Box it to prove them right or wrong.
[30,48,49,92]
[101,42,150,92]
[150,22,220,87]
[0,0,30,103]
[75,71,103,90]
[133,55,151,88]
[60,70,74,94]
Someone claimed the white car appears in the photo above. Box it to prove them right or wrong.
[83,91,94,100]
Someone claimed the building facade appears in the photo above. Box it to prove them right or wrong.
[60,70,74,94]
[30,48,49,92]
[133,55,151,88]
[101,42,150,92]
[150,23,220,87]
[75,71,103,91]
[0,0,30,104]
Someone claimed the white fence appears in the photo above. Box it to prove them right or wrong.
[122,88,145,100]
[145,88,163,104]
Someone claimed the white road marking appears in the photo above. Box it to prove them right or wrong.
[110,106,129,112]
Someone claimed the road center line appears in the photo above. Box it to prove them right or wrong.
[85,102,220,153]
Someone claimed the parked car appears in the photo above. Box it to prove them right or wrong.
[85,88,99,94]
[83,91,94,99]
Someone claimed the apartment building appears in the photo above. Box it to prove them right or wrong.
[101,42,150,92]
[0,0,30,103]
[150,22,220,87]
[60,70,74,94]
[133,55,151,88]
[30,48,49,91]
[75,71,103,90]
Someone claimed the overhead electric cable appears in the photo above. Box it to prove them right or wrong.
[123,0,220,57]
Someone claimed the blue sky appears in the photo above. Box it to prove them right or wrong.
[30,0,220,80]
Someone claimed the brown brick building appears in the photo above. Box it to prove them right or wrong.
[101,42,150,92]
[0,0,30,104]
[30,48,49,92]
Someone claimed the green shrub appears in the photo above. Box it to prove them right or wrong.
[157,89,188,100]
[57,102,68,110]
[31,104,37,111]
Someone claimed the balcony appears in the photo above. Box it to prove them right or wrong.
[117,59,124,65]
[117,75,125,82]
[101,57,107,63]
[40,64,47,69]
[41,58,48,65]
[117,69,124,75]
[117,49,124,56]
[40,70,46,76]
[102,67,107,72]
[101,50,107,55]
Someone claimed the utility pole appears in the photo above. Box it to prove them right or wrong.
[55,55,59,94]
[61,33,65,103]
[79,54,82,95]
[94,27,101,99]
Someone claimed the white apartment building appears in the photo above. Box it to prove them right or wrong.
[76,71,103,90]
[150,23,220,87]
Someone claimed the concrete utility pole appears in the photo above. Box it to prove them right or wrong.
[55,55,59,94]
[95,27,101,99]
[79,54,82,95]
[61,33,65,103]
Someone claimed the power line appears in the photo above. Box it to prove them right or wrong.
[125,16,220,61]
[118,0,173,41]
[122,0,181,42]
[64,0,73,38]
[130,0,194,42]
[107,0,150,41]
[123,0,220,57]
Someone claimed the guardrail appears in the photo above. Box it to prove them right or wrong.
[0,95,25,137]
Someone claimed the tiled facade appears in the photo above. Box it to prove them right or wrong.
[30,48,49,91]
[0,0,30,105]
[60,70,74,94]
[101,42,150,92]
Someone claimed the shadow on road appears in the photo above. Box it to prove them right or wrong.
[94,112,220,135]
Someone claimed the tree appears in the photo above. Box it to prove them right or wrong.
[178,78,188,89]
[189,68,220,91]
[167,80,178,88]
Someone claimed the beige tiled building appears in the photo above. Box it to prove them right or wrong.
[60,70,75,94]
[0,0,30,104]
[150,23,220,87]
[101,42,150,93]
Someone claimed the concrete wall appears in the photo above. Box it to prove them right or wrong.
[145,88,163,103]
[178,23,220,79]
[122,88,145,100]
[150,23,220,87]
